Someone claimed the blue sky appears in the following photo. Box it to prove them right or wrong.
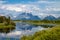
[0,0,60,18]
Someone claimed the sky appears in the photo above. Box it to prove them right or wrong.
[0,0,60,18]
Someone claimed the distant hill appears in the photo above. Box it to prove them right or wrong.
[43,15,56,20]
[57,17,60,20]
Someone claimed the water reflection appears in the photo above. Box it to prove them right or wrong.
[0,28,15,33]
[0,22,45,40]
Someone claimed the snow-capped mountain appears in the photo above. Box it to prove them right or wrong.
[43,15,57,20]
[13,12,41,20]
[0,9,59,20]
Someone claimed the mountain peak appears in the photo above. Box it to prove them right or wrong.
[43,15,56,20]
[13,12,41,20]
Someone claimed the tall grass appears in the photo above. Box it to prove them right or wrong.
[21,25,60,40]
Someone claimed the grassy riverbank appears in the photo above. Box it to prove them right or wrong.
[20,20,60,40]
[0,24,15,33]
[21,25,60,40]
[14,20,60,24]
[0,16,15,33]
[14,20,60,28]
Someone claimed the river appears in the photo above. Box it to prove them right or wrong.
[0,22,46,40]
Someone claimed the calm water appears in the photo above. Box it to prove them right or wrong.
[0,22,45,40]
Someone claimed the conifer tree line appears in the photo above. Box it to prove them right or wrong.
[0,16,15,26]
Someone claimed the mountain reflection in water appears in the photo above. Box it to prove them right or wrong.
[0,22,45,40]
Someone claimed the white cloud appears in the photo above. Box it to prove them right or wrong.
[13,16,17,18]
[0,4,60,18]
[0,1,7,4]
[0,0,60,18]
[37,1,55,4]
[6,7,23,12]
[0,4,40,13]
[46,8,60,11]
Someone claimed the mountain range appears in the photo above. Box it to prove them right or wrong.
[0,12,60,20]
[12,12,60,20]
[12,12,41,20]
